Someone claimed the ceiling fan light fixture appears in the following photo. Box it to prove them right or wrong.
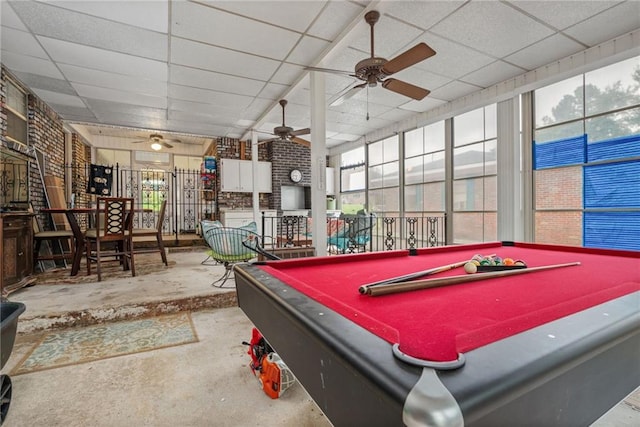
[151,142,162,151]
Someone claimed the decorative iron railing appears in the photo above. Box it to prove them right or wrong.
[58,164,217,242]
[261,213,446,255]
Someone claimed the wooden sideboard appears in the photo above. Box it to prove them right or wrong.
[0,212,34,296]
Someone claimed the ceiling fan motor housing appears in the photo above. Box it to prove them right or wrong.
[355,57,389,84]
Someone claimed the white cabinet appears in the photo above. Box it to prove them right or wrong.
[220,159,272,193]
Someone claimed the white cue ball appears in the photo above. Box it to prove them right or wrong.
[464,262,478,274]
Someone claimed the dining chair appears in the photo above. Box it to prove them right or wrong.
[29,203,75,271]
[85,197,135,281]
[131,199,168,266]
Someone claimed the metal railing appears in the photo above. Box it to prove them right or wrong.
[261,213,446,254]
[61,164,217,241]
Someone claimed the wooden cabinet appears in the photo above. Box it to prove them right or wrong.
[1,212,34,295]
[220,159,272,193]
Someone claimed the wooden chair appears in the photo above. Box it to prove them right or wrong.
[131,200,168,265]
[85,197,135,281]
[29,203,75,271]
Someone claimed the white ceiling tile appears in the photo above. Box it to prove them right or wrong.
[172,2,300,61]
[1,2,29,31]
[32,88,86,107]
[73,83,167,109]
[11,1,167,61]
[171,37,279,81]
[563,1,640,46]
[288,36,331,65]
[85,99,167,119]
[411,33,495,79]
[95,111,167,129]
[168,84,254,109]
[430,1,554,57]
[386,1,465,31]
[38,36,168,81]
[170,98,244,115]
[11,72,75,95]
[1,26,48,58]
[322,46,369,71]
[330,100,394,118]
[349,14,424,59]
[60,64,167,97]
[507,1,622,30]
[374,107,418,123]
[307,1,364,40]
[48,1,169,33]
[48,104,96,120]
[270,62,306,85]
[428,80,482,101]
[203,0,327,33]
[504,34,585,70]
[170,65,266,97]
[0,50,64,79]
[400,96,448,113]
[461,60,524,88]
[258,82,289,101]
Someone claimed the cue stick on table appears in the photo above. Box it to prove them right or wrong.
[364,262,581,296]
[357,254,497,295]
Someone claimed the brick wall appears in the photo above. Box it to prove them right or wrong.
[270,139,311,212]
[534,166,582,209]
[535,210,583,246]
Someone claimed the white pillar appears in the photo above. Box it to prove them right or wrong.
[496,97,523,241]
[310,71,327,256]
[251,130,261,235]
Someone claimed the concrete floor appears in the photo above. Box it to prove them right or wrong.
[1,249,638,426]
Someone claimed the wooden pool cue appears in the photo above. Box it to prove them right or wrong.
[358,254,497,295]
[364,261,581,296]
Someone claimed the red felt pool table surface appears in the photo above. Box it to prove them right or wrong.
[257,241,640,363]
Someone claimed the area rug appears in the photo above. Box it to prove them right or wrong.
[12,313,198,375]
[34,254,176,285]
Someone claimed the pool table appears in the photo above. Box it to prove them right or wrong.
[234,241,640,427]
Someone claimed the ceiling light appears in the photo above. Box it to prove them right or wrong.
[150,142,162,151]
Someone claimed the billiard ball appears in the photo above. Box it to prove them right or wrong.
[464,262,478,274]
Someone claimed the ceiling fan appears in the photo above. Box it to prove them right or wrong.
[259,100,311,147]
[306,10,436,106]
[131,133,180,150]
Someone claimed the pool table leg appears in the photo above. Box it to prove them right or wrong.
[403,368,463,427]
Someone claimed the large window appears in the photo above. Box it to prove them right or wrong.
[340,147,366,213]
[533,55,640,250]
[452,105,497,243]
[5,79,28,145]
[404,121,445,215]
[367,135,399,213]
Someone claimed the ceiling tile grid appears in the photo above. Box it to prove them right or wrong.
[0,0,637,151]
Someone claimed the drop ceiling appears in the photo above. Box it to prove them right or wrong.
[1,0,639,150]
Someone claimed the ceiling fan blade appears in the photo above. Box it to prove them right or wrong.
[291,136,310,147]
[304,65,354,77]
[330,83,367,107]
[381,43,436,75]
[290,127,310,136]
[382,78,430,100]
[131,140,147,144]
[162,141,174,149]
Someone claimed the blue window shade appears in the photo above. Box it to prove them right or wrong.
[533,135,586,170]
[584,211,640,251]
[584,160,640,208]
[588,133,640,162]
